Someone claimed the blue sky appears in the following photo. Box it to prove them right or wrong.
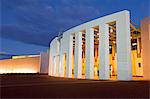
[1,0,149,55]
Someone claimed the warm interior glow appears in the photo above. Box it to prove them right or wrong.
[79,22,144,80]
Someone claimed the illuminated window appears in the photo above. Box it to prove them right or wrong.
[131,39,137,50]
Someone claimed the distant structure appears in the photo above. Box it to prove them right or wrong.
[0,52,49,74]
[49,10,150,80]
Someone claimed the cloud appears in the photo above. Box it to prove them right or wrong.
[1,0,102,46]
[1,0,149,47]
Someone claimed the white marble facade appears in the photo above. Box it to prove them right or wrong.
[49,10,132,80]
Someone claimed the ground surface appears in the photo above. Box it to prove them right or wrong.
[0,74,149,98]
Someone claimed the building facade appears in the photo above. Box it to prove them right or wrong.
[0,52,49,74]
[49,10,150,80]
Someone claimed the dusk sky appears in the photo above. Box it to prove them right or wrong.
[1,0,149,55]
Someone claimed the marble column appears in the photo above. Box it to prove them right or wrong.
[85,28,94,79]
[116,11,132,80]
[53,56,56,76]
[66,34,73,78]
[74,32,82,78]
[56,55,60,76]
[59,53,64,77]
[99,24,110,80]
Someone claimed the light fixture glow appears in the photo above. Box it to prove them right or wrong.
[110,28,113,33]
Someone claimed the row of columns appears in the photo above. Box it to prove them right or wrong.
[70,24,110,79]
[65,12,132,80]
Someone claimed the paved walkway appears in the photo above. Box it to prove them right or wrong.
[0,74,149,98]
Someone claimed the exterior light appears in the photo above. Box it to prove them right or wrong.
[109,46,112,49]
[132,43,137,46]
[113,41,116,44]
[110,28,113,33]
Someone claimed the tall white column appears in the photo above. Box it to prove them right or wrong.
[66,34,73,78]
[53,56,56,76]
[59,53,64,77]
[99,24,110,80]
[116,11,132,80]
[56,55,60,76]
[59,39,64,77]
[74,32,82,78]
[85,28,94,79]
